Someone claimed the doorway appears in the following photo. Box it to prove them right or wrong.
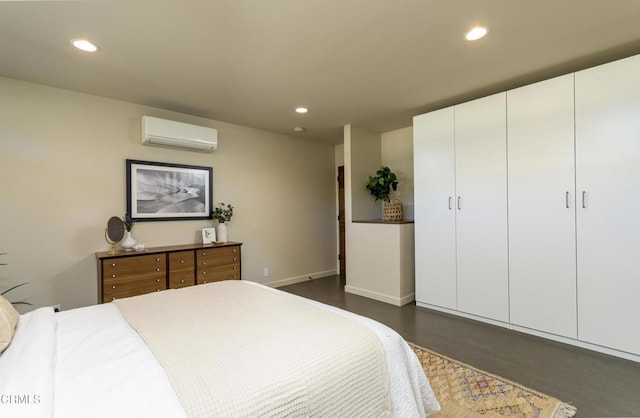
[338,166,346,280]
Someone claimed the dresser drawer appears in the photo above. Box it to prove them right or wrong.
[169,251,195,289]
[103,254,166,282]
[197,245,241,267]
[103,277,166,303]
[197,263,241,284]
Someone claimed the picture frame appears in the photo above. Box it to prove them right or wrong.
[126,159,213,222]
[202,227,216,244]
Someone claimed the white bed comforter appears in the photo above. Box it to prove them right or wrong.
[0,281,440,418]
[115,281,393,417]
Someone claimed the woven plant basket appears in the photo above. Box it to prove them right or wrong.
[383,200,404,221]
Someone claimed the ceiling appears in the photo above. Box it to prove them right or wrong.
[2,1,640,144]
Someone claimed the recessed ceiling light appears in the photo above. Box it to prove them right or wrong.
[295,107,308,114]
[465,26,489,41]
[293,127,306,133]
[71,39,99,52]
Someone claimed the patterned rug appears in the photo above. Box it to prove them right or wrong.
[410,343,577,418]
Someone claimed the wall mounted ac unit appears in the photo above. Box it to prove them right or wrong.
[142,115,218,152]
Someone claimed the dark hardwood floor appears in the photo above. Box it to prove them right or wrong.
[280,275,640,418]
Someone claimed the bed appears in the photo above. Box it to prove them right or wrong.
[0,280,440,418]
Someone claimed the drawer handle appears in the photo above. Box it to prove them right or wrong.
[112,263,117,267]
[156,268,160,272]
[233,266,237,270]
[233,249,237,253]
[112,274,116,278]
[156,258,160,262]
[203,280,207,284]
[202,252,206,256]
[203,261,207,265]
[180,260,184,264]
[202,272,206,275]
[155,278,160,282]
[112,297,116,301]
[180,279,185,283]
[112,285,116,289]
[233,257,237,261]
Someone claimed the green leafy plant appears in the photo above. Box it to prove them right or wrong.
[123,212,135,232]
[0,253,32,307]
[366,166,398,202]
[212,203,234,223]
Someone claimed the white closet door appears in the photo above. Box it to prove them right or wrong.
[454,93,509,322]
[575,54,640,355]
[507,74,577,338]
[413,109,457,309]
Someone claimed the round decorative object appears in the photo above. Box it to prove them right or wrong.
[121,230,137,251]
[104,216,125,255]
[216,222,228,243]
[383,200,404,221]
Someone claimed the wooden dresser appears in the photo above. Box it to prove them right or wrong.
[96,242,242,303]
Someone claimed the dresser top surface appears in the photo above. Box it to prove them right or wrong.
[96,242,242,260]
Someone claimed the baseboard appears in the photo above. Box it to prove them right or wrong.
[416,302,511,329]
[345,285,415,307]
[266,269,337,288]
[509,324,640,363]
[416,301,640,363]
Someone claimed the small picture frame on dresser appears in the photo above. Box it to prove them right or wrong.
[202,227,216,244]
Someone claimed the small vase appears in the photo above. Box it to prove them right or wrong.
[216,222,228,243]
[121,230,137,251]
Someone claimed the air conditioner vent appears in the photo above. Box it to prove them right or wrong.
[142,116,218,152]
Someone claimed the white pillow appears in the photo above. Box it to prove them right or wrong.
[0,293,19,354]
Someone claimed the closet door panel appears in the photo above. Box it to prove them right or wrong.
[575,54,640,355]
[454,93,509,322]
[507,74,577,338]
[413,109,457,309]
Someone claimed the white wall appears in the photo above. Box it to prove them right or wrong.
[344,124,380,222]
[0,76,337,311]
[381,126,414,220]
[346,223,415,306]
[334,143,344,167]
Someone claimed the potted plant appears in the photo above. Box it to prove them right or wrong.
[0,253,32,309]
[366,166,404,221]
[212,203,234,243]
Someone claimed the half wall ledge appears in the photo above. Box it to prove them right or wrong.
[352,219,414,224]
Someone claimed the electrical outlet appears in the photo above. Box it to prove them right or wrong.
[52,304,61,313]
[263,267,270,277]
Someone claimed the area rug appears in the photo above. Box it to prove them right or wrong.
[410,343,577,418]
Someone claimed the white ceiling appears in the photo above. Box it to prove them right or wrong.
[2,1,640,144]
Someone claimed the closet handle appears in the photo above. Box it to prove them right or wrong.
[448,197,452,210]
[457,196,461,210]
[565,191,570,209]
[582,191,586,208]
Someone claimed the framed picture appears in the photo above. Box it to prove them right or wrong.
[126,159,213,222]
[202,227,216,244]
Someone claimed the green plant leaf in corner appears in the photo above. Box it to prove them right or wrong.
[1,282,28,296]
[366,166,399,202]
